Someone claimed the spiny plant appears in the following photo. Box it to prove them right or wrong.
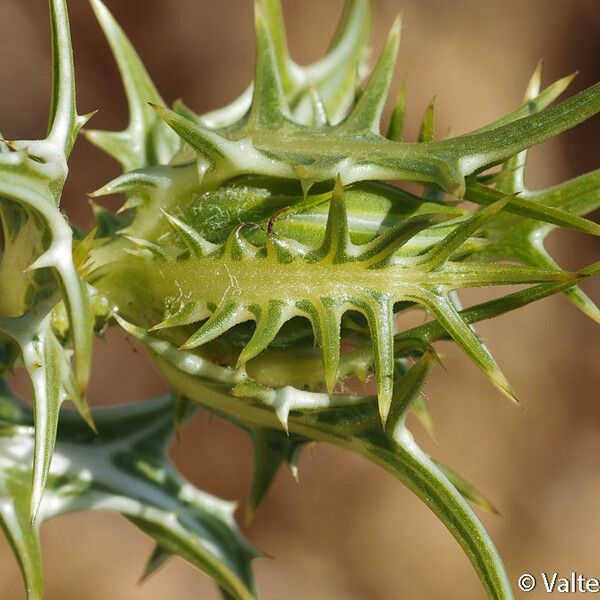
[1,0,599,598]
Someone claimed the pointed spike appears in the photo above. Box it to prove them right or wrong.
[76,110,99,131]
[181,302,249,350]
[396,262,600,347]
[354,294,395,424]
[471,69,578,135]
[342,12,402,134]
[288,444,303,482]
[496,62,543,194]
[530,250,600,326]
[249,2,291,129]
[524,60,544,101]
[362,212,456,267]
[89,0,178,169]
[26,250,55,272]
[465,179,600,236]
[386,75,407,141]
[275,402,291,434]
[312,298,341,396]
[139,545,172,583]
[417,97,436,143]
[66,384,97,434]
[300,299,342,394]
[433,461,499,515]
[313,177,351,262]
[237,300,292,367]
[160,209,218,257]
[315,0,373,120]
[47,0,79,155]
[421,196,513,270]
[90,0,164,119]
[89,170,158,199]
[149,103,228,163]
[433,80,600,179]
[26,327,64,523]
[150,301,203,332]
[385,351,435,440]
[421,292,518,404]
[246,427,301,523]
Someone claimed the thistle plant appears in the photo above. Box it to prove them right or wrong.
[1,1,599,598]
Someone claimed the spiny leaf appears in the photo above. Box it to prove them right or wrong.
[417,291,517,404]
[353,293,395,424]
[255,0,294,94]
[433,461,499,515]
[312,178,351,262]
[396,263,600,346]
[245,427,306,523]
[430,81,600,179]
[495,61,544,195]
[298,298,342,395]
[465,178,600,236]
[237,300,293,367]
[182,303,250,350]
[417,98,436,143]
[0,388,260,600]
[86,0,179,170]
[249,1,291,129]
[341,13,402,134]
[47,0,84,155]
[386,76,407,141]
[473,66,577,135]
[148,337,513,600]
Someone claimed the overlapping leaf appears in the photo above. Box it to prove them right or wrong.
[0,382,259,600]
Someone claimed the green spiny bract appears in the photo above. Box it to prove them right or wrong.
[0,0,599,599]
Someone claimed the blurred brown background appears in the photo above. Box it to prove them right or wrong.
[1,1,600,598]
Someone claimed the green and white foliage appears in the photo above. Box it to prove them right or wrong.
[0,381,259,600]
[0,0,94,521]
[1,0,599,599]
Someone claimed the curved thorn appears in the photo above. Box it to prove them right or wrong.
[237,300,293,367]
[160,209,218,256]
[181,303,250,350]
